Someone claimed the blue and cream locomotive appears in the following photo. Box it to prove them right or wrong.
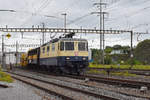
[21,34,89,75]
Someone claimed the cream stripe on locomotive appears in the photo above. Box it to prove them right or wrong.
[40,42,59,58]
[40,40,88,59]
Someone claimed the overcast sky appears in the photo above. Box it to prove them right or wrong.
[0,0,150,52]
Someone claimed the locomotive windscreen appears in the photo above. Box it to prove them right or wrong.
[60,41,74,51]
[60,39,88,51]
[60,42,64,51]
[78,42,88,51]
[65,42,74,50]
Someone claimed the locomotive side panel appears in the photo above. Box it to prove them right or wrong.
[39,42,59,66]
[27,47,40,65]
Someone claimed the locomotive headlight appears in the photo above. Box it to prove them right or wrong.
[83,57,86,60]
[66,57,70,60]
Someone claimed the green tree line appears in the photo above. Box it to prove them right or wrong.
[91,39,150,65]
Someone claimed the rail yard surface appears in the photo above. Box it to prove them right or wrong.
[0,81,42,100]
[1,0,150,100]
[2,68,149,100]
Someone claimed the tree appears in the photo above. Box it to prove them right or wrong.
[105,46,113,54]
[91,49,102,64]
[134,39,150,64]
[113,45,122,50]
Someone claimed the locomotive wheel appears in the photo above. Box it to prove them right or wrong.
[77,72,80,75]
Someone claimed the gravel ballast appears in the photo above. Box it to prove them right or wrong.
[0,80,42,100]
[11,70,149,100]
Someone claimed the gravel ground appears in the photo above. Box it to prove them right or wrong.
[11,73,101,100]
[46,75,150,99]
[32,73,150,99]
[12,70,149,100]
[0,79,68,100]
[0,80,42,100]
[19,80,63,100]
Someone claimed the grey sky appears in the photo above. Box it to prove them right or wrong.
[0,0,150,52]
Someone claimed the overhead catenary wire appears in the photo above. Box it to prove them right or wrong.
[67,13,92,25]
[66,0,120,26]
[20,0,54,26]
[106,2,150,23]
[19,0,121,27]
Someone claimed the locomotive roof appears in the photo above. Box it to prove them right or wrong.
[59,38,87,41]
[42,38,87,46]
[28,38,87,52]
[28,47,40,54]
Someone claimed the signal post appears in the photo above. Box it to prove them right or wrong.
[1,33,11,68]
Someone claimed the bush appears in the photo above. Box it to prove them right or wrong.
[104,55,112,64]
[125,59,142,65]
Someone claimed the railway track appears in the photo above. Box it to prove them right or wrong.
[26,68,150,89]
[89,68,150,76]
[6,71,119,100]
[18,68,150,89]
[7,72,74,100]
[5,68,150,100]
[89,68,150,72]
[0,84,9,88]
[63,74,150,89]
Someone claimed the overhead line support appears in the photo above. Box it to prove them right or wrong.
[42,23,45,45]
[92,0,108,64]
[0,28,131,34]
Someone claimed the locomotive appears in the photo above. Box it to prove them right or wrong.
[20,33,89,75]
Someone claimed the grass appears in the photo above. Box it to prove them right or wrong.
[87,69,136,77]
[111,71,136,77]
[87,69,107,74]
[0,67,13,83]
[89,63,150,70]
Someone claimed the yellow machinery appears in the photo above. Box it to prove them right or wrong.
[20,53,28,67]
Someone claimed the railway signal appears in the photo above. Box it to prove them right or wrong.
[1,33,11,68]
[6,33,11,38]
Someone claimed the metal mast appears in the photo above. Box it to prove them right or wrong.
[2,35,4,68]
[42,23,45,45]
[92,0,108,64]
[62,13,67,34]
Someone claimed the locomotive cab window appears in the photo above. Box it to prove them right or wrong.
[52,44,55,51]
[58,43,59,50]
[47,46,50,52]
[78,42,87,51]
[65,42,74,51]
[60,42,64,51]
[43,47,45,53]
